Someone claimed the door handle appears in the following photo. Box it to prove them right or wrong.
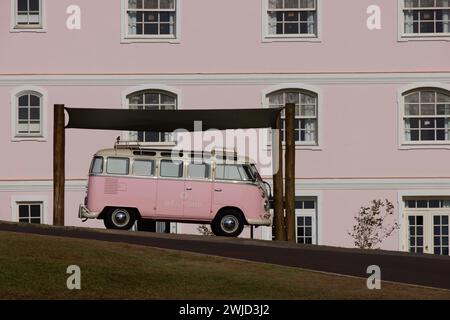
[214,188,222,192]
[186,187,192,191]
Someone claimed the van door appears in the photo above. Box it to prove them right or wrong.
[156,159,184,219]
[183,162,212,220]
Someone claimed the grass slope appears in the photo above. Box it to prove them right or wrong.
[0,231,449,300]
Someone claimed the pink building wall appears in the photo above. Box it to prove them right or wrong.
[0,0,449,251]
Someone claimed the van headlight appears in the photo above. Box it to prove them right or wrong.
[264,199,270,212]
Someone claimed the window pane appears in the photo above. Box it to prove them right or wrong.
[107,158,129,175]
[405,0,419,8]
[18,108,28,120]
[405,92,420,103]
[285,0,299,9]
[286,92,299,104]
[18,95,28,106]
[30,205,41,218]
[144,23,158,34]
[300,0,315,8]
[29,107,40,120]
[90,157,103,174]
[285,23,299,34]
[160,0,175,9]
[129,0,139,9]
[421,104,435,115]
[215,165,242,180]
[421,119,435,128]
[304,201,315,209]
[436,130,446,140]
[420,0,434,7]
[160,160,183,178]
[18,0,28,11]
[29,0,40,11]
[417,200,428,208]
[189,163,210,179]
[29,13,40,24]
[417,216,424,225]
[268,0,277,9]
[29,95,40,106]
[405,104,420,115]
[421,91,436,103]
[143,0,158,9]
[133,160,155,176]
[144,12,157,22]
[421,130,435,140]
[437,92,450,103]
[437,104,449,116]
[18,205,29,218]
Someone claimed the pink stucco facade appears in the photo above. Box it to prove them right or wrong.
[1,0,449,253]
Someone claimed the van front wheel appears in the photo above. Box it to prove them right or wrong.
[104,208,136,230]
[212,210,244,237]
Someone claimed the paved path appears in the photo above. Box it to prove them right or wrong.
[1,222,450,290]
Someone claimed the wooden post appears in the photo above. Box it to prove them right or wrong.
[53,104,65,226]
[272,110,286,241]
[285,103,296,242]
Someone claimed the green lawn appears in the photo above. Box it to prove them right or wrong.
[0,231,449,300]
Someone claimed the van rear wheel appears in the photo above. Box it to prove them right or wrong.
[212,210,244,237]
[104,208,136,230]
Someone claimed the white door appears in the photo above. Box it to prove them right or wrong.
[295,198,317,245]
[405,199,450,255]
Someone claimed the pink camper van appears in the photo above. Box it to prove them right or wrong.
[79,143,272,237]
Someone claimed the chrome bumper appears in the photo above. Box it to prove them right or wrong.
[247,213,272,226]
[78,204,100,219]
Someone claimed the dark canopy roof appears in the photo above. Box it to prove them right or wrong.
[65,107,282,132]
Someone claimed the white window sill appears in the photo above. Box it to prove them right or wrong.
[10,26,46,33]
[399,142,450,150]
[121,36,180,44]
[12,136,47,142]
[262,35,321,43]
[398,34,450,42]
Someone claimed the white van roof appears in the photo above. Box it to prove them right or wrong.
[94,144,255,164]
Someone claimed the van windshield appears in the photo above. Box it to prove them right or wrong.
[249,164,262,182]
[89,157,103,174]
[215,164,255,182]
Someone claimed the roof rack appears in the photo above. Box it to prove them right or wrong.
[113,138,240,161]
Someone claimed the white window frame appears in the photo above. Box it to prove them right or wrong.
[398,191,450,255]
[295,197,318,245]
[398,83,450,149]
[262,83,323,150]
[121,85,181,146]
[10,86,48,142]
[263,188,322,244]
[10,195,49,224]
[10,0,46,33]
[262,0,322,42]
[398,0,450,41]
[120,0,181,43]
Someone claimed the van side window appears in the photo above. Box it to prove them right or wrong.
[215,164,252,181]
[188,163,210,179]
[89,156,103,174]
[160,160,183,178]
[107,157,129,175]
[132,160,155,176]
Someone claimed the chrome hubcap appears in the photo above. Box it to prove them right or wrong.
[112,209,130,227]
[221,215,239,233]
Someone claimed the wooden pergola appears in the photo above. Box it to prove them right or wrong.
[53,103,296,241]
